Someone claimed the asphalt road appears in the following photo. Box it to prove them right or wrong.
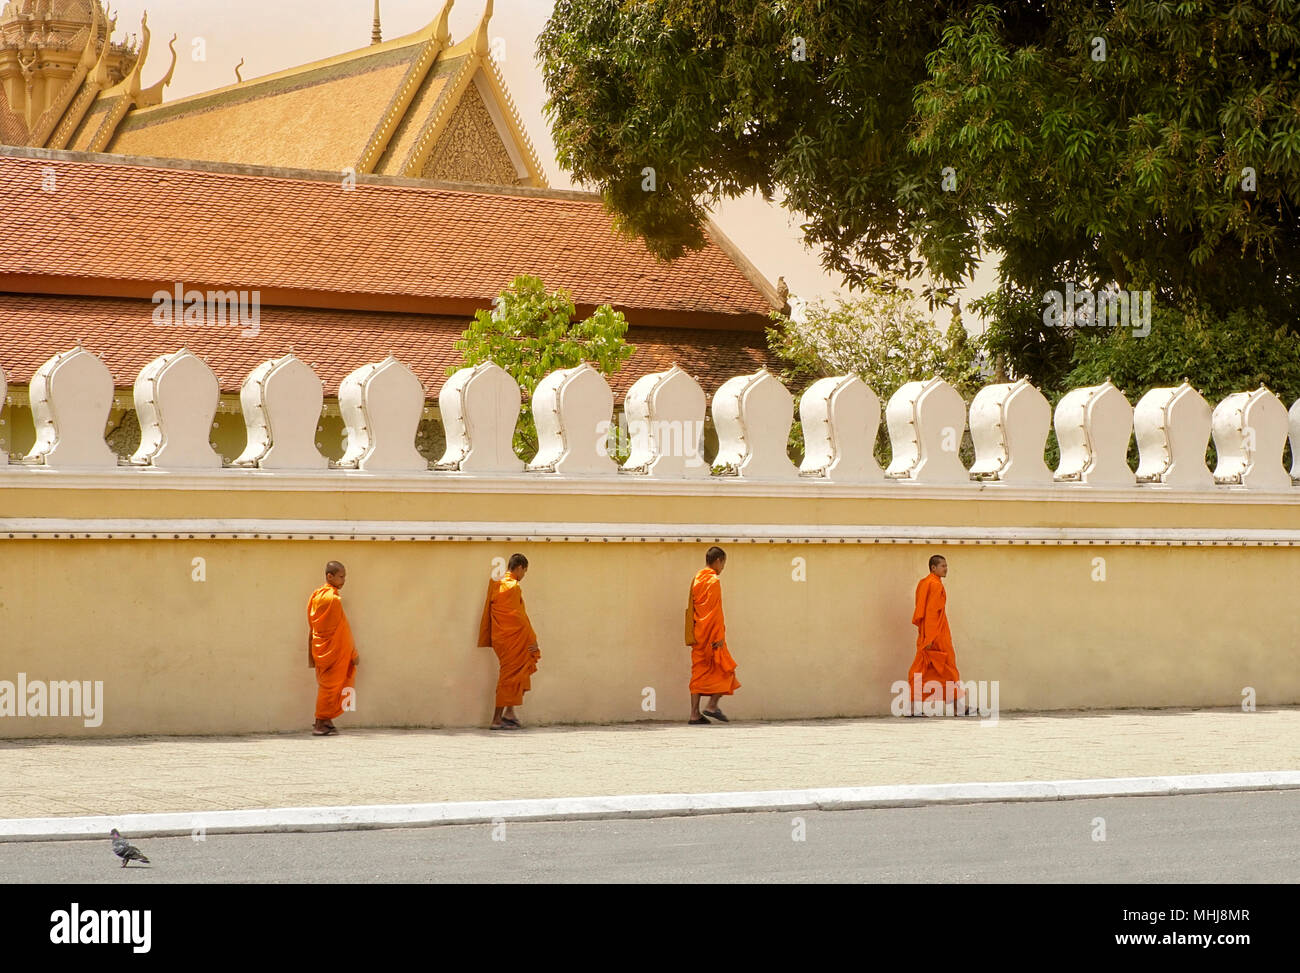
[3,791,1297,883]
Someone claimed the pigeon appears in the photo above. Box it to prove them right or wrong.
[110,828,150,868]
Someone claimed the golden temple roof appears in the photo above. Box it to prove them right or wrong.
[0,0,548,187]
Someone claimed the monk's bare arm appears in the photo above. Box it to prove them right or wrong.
[306,629,314,668]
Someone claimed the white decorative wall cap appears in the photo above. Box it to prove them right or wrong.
[884,377,967,483]
[230,359,276,468]
[883,379,929,479]
[1212,385,1290,488]
[130,348,222,470]
[968,378,1051,483]
[527,362,617,476]
[1290,396,1300,483]
[9,357,1300,500]
[1134,381,1212,487]
[798,374,883,482]
[25,345,117,470]
[435,361,523,473]
[232,354,328,470]
[711,367,797,479]
[619,363,708,477]
[338,356,428,473]
[1053,379,1133,485]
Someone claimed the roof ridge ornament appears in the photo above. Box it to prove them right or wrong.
[435,0,453,45]
[87,13,114,87]
[371,0,381,45]
[136,31,176,107]
[353,0,454,174]
[473,0,493,58]
[123,9,148,99]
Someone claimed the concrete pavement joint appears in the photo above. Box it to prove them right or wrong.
[3,771,1298,842]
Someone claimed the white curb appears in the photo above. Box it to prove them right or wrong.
[3,771,1298,842]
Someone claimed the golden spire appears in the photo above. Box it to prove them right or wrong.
[371,0,382,45]
[434,0,454,45]
[123,11,150,100]
[473,0,494,57]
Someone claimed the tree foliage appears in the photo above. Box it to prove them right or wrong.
[453,275,635,458]
[541,0,964,290]
[768,287,982,464]
[541,1,1300,391]
[769,289,982,399]
[1066,304,1300,409]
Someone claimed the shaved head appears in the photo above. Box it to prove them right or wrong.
[506,553,530,581]
[326,561,345,576]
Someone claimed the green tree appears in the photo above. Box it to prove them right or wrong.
[1045,304,1300,470]
[770,289,982,396]
[1066,304,1300,412]
[541,1,1300,390]
[768,286,982,463]
[452,275,635,459]
[541,0,962,290]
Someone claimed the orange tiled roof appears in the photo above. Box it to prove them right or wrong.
[0,294,777,402]
[0,151,780,325]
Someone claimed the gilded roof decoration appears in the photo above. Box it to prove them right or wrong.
[1,0,548,190]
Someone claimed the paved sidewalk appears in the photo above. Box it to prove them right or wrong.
[2,708,1297,819]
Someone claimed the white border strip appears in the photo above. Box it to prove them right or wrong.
[3,772,1297,841]
[4,519,1300,546]
[0,467,1296,503]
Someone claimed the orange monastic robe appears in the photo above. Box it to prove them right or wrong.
[689,567,740,696]
[478,576,540,707]
[908,573,964,705]
[308,583,358,721]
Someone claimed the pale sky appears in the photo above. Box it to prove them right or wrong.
[105,0,995,329]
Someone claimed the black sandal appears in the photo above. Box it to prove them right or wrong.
[688,716,711,725]
[703,709,729,722]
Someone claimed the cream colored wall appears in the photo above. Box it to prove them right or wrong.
[1,485,1296,737]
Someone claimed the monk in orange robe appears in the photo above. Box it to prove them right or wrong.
[908,555,974,716]
[307,561,359,736]
[687,546,740,725]
[478,553,540,730]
